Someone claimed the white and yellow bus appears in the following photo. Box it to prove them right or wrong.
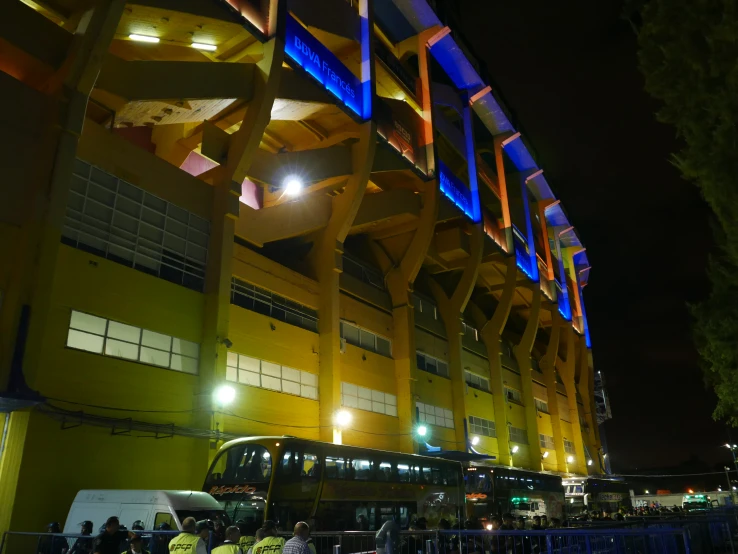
[203,436,465,531]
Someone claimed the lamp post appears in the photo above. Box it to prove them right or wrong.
[723,444,738,504]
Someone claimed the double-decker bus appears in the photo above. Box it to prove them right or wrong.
[203,437,465,531]
[463,463,564,522]
[563,477,632,515]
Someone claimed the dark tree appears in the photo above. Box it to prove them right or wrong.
[633,0,738,424]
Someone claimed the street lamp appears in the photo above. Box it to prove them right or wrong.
[283,176,303,197]
[416,425,428,438]
[567,455,574,464]
[542,451,549,459]
[334,410,352,427]
[471,436,480,446]
[214,385,236,406]
[511,445,519,454]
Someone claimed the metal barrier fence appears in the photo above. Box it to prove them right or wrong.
[0,524,732,554]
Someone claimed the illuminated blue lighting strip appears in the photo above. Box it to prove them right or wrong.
[520,182,539,282]
[578,281,592,348]
[284,15,370,120]
[462,97,482,223]
[438,160,475,220]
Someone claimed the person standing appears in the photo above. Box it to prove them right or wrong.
[212,526,243,554]
[251,522,284,554]
[68,521,94,554]
[122,535,150,554]
[281,523,311,554]
[93,517,135,554]
[166,518,208,554]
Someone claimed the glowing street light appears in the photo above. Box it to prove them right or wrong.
[334,410,352,427]
[283,176,303,197]
[214,384,236,406]
[471,436,480,446]
[567,455,574,464]
[645,490,650,494]
[511,445,519,454]
[129,34,159,43]
[542,451,549,459]
[587,459,593,466]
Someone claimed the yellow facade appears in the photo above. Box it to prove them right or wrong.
[0,0,603,533]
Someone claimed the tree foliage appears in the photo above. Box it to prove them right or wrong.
[634,0,738,423]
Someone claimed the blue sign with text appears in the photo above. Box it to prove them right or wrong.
[285,15,369,120]
[438,160,474,220]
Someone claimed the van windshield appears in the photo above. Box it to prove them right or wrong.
[176,510,231,527]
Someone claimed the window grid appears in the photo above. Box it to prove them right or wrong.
[469,415,496,437]
[509,426,528,445]
[62,159,209,292]
[462,322,479,342]
[225,353,318,400]
[505,387,523,404]
[534,398,549,413]
[341,382,397,417]
[230,277,318,333]
[564,439,576,454]
[465,370,490,392]
[412,295,438,320]
[342,255,386,291]
[539,434,555,449]
[417,402,454,429]
[416,351,449,378]
[340,321,392,358]
[66,310,199,374]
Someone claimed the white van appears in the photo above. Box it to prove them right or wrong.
[63,490,228,533]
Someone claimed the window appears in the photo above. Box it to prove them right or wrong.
[154,513,175,529]
[539,434,555,449]
[66,310,199,374]
[325,456,346,479]
[302,452,320,478]
[417,402,454,429]
[63,159,209,292]
[340,321,392,357]
[351,459,373,480]
[564,439,575,454]
[465,370,490,392]
[462,322,479,341]
[342,255,386,290]
[469,415,496,437]
[412,295,438,320]
[217,444,272,483]
[505,387,523,404]
[341,383,397,416]
[509,426,528,444]
[416,352,449,377]
[225,353,318,400]
[534,398,549,413]
[231,278,318,333]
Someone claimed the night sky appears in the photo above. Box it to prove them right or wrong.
[457,0,728,472]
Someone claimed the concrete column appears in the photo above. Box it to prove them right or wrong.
[512,286,543,468]
[540,314,567,472]
[429,224,484,450]
[12,1,126,390]
[373,180,439,453]
[471,256,518,465]
[577,335,602,473]
[557,323,587,475]
[314,122,377,443]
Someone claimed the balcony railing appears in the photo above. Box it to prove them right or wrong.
[482,208,505,250]
[343,255,385,291]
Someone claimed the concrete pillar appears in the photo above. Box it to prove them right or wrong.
[471,256,518,465]
[577,335,602,473]
[429,224,484,450]
[557,323,587,475]
[539,314,567,472]
[512,286,543,468]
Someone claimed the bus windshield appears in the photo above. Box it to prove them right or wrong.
[206,443,272,486]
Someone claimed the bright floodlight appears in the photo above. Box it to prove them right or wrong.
[726,444,732,448]
[587,459,593,466]
[511,445,519,454]
[335,410,352,427]
[645,490,649,494]
[284,176,303,197]
[416,425,428,437]
[567,455,574,464]
[215,384,236,405]
[471,436,480,446]
[542,451,549,459]
[129,34,159,43]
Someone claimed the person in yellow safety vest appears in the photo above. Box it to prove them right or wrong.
[245,529,265,554]
[237,521,259,554]
[250,521,284,554]
[168,518,210,554]
[212,526,243,554]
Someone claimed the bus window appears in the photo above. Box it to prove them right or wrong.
[216,444,272,483]
[409,466,421,483]
[397,463,410,482]
[302,452,320,478]
[377,462,392,481]
[351,459,373,480]
[422,466,433,483]
[325,456,346,479]
[280,451,296,477]
[441,466,458,486]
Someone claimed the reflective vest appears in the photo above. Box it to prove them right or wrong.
[240,536,256,553]
[213,543,242,554]
[252,536,285,554]
[168,532,201,553]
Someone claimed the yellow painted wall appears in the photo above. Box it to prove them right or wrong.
[465,388,498,458]
[226,304,321,439]
[415,329,448,361]
[9,412,203,533]
[339,294,393,339]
